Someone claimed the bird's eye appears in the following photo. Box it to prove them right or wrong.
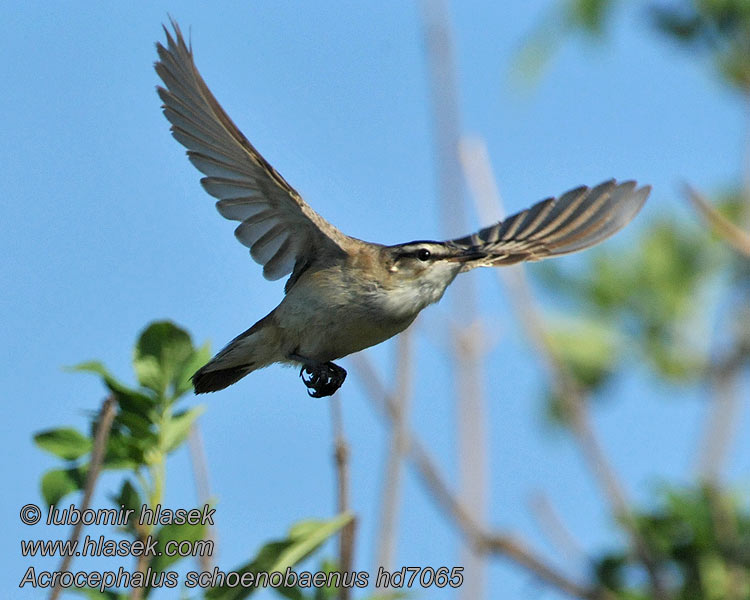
[417,249,431,262]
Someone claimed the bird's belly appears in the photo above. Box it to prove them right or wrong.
[274,278,416,362]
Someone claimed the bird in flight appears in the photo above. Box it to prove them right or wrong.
[154,21,649,398]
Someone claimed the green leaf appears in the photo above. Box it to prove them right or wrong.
[311,560,340,600]
[34,428,91,460]
[566,0,612,34]
[69,361,133,395]
[102,430,147,470]
[650,6,703,42]
[133,321,195,398]
[161,405,205,454]
[41,466,87,506]
[70,360,157,418]
[269,516,352,573]
[546,317,619,390]
[110,480,142,533]
[205,513,353,600]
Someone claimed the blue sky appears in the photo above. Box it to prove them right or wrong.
[2,2,747,599]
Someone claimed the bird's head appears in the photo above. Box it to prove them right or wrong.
[380,241,486,308]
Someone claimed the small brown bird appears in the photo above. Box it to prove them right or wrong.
[155,21,649,397]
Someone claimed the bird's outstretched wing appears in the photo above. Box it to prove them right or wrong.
[450,179,649,269]
[154,20,350,286]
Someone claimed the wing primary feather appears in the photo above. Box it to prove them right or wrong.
[497,210,529,240]
[543,181,637,249]
[187,152,247,179]
[216,198,267,221]
[262,237,297,281]
[536,183,620,246]
[527,183,604,241]
[202,178,264,200]
[450,179,649,269]
[155,20,370,290]
[251,224,288,264]
[506,197,556,241]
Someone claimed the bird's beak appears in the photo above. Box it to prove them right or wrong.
[446,248,487,263]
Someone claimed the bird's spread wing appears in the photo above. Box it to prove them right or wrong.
[451,179,649,269]
[154,20,349,286]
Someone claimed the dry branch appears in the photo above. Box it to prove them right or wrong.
[684,184,750,256]
[351,354,607,600]
[330,394,355,600]
[375,332,414,571]
[50,396,117,600]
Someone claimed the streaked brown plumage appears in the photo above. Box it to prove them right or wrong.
[154,20,650,397]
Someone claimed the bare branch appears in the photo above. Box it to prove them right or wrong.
[188,422,215,570]
[330,394,356,600]
[481,533,607,600]
[352,354,607,600]
[528,492,587,563]
[50,396,117,600]
[375,332,414,571]
[684,184,750,256]
[696,327,749,481]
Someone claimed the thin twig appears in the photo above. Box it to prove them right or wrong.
[481,533,605,600]
[130,552,149,600]
[188,422,215,570]
[330,394,355,600]
[351,354,608,600]
[742,92,750,228]
[375,332,414,571]
[459,136,669,599]
[50,396,117,600]
[684,184,750,256]
[695,316,749,481]
[528,492,587,563]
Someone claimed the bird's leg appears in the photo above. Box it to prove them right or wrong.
[290,354,347,398]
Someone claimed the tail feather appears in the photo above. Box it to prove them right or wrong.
[192,313,279,394]
[192,363,254,394]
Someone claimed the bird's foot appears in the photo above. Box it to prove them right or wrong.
[299,361,347,398]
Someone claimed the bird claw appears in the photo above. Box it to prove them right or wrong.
[299,362,347,397]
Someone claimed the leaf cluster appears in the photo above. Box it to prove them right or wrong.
[34,321,354,599]
[595,485,750,598]
[35,321,210,507]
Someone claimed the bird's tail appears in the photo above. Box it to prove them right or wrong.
[192,313,279,394]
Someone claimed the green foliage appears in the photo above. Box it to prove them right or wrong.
[205,514,354,600]
[566,0,615,33]
[650,0,750,91]
[547,317,621,389]
[150,517,208,574]
[535,215,724,387]
[542,316,620,424]
[111,480,142,534]
[519,3,750,595]
[36,320,349,599]
[41,466,88,506]
[36,321,210,597]
[133,321,210,399]
[35,427,92,460]
[516,0,750,93]
[595,485,750,598]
